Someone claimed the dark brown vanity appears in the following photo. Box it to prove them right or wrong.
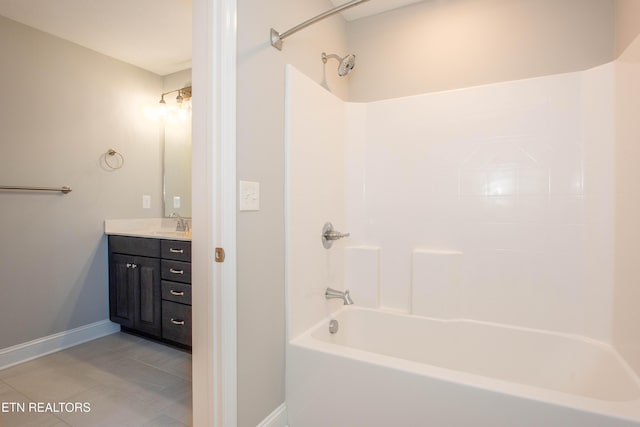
[108,235,192,349]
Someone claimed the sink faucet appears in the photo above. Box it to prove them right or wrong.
[325,287,354,305]
[172,213,189,232]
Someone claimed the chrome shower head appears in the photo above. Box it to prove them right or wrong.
[322,52,356,77]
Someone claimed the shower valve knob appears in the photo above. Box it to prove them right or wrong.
[324,231,350,240]
[322,222,350,249]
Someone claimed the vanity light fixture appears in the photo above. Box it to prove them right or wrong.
[157,86,192,120]
[159,86,192,105]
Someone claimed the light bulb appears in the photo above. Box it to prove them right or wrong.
[158,101,168,118]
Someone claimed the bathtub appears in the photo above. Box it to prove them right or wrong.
[286,307,640,427]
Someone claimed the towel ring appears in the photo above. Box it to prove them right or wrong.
[104,149,124,170]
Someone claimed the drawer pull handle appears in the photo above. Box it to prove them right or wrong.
[171,318,185,326]
[169,268,184,274]
[170,290,185,296]
[169,248,184,254]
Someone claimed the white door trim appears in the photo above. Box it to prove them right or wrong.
[192,0,237,426]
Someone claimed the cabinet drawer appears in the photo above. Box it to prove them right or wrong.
[109,236,160,257]
[161,260,191,283]
[162,301,192,346]
[161,240,192,262]
[161,281,192,305]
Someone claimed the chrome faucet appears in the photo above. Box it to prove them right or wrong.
[172,213,190,232]
[325,287,354,305]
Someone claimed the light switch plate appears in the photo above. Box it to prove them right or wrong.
[239,181,260,211]
[173,196,181,208]
[142,195,151,209]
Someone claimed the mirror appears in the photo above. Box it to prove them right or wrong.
[162,78,192,217]
[163,113,192,217]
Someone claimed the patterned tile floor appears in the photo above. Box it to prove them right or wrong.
[0,332,191,427]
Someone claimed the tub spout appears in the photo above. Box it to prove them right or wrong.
[325,287,354,305]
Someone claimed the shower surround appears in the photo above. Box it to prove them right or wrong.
[287,62,615,339]
[347,65,615,340]
[285,34,640,425]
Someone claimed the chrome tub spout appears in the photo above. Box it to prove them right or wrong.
[325,287,354,305]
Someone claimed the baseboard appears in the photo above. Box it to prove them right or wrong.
[257,402,288,427]
[0,320,120,370]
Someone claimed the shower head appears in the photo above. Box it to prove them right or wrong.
[322,52,356,77]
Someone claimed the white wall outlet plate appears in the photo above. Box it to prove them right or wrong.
[239,181,260,211]
[142,195,151,209]
[173,196,181,208]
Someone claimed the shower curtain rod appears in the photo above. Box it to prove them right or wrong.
[271,0,370,50]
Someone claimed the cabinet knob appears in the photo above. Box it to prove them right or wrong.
[126,263,132,268]
[170,318,185,326]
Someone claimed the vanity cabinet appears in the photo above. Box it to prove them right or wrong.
[108,236,192,348]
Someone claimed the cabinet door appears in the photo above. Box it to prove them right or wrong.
[132,256,162,337]
[109,254,135,328]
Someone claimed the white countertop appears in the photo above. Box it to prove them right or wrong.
[104,218,192,241]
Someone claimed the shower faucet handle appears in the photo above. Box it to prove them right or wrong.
[322,222,350,249]
[325,230,350,240]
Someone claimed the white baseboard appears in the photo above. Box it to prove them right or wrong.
[0,320,120,370]
[257,403,288,427]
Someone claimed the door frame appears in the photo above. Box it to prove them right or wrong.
[192,0,237,425]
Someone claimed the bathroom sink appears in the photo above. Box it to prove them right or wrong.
[151,230,192,238]
[105,219,191,240]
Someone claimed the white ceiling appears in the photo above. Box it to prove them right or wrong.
[0,0,192,76]
[0,0,419,76]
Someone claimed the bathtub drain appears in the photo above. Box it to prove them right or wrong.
[329,319,339,334]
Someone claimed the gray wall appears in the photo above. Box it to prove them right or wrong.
[236,1,348,425]
[347,0,616,101]
[0,16,163,349]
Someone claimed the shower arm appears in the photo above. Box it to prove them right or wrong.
[322,53,341,63]
[271,0,370,50]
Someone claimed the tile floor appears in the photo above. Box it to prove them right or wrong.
[0,332,192,427]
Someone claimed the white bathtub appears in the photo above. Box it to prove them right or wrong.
[286,307,640,427]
